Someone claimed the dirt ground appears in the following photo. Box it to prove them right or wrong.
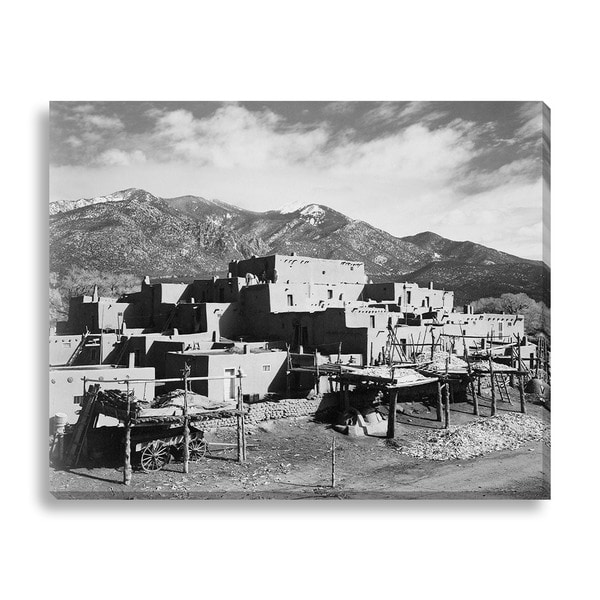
[49,390,550,500]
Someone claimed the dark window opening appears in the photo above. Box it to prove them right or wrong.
[370,315,376,328]
[287,294,293,307]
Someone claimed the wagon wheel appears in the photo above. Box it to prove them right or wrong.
[188,439,208,461]
[140,441,171,472]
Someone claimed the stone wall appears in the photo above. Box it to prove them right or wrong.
[200,395,336,430]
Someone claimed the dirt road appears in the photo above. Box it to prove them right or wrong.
[50,398,550,500]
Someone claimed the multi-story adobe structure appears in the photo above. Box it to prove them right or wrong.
[50,252,527,420]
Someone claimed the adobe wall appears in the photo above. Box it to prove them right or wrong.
[164,350,288,401]
[49,335,83,366]
[49,365,156,424]
[230,254,366,285]
[364,282,454,312]
[188,278,244,303]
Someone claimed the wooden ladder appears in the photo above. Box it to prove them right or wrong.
[64,384,100,467]
[493,372,513,405]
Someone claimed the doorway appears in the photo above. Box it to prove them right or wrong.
[224,368,236,401]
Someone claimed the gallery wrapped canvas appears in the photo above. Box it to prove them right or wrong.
[48,101,550,499]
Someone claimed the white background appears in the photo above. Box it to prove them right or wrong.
[1,1,596,598]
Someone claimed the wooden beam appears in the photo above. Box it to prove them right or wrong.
[182,365,190,474]
[436,380,443,422]
[443,383,450,428]
[387,390,398,439]
[123,380,132,485]
[331,437,336,488]
[489,355,497,417]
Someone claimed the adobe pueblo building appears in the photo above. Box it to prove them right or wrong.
[50,253,529,424]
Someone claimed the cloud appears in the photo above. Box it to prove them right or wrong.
[514,101,542,141]
[149,104,330,168]
[82,114,124,131]
[95,149,147,166]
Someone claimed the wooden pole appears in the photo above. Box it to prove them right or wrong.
[387,390,398,438]
[331,437,336,488]
[430,330,435,360]
[516,335,526,414]
[314,348,320,394]
[510,344,515,387]
[489,354,497,417]
[518,373,526,414]
[343,382,350,410]
[182,364,190,474]
[436,380,443,422]
[239,368,247,461]
[286,347,291,398]
[443,358,450,428]
[124,379,132,485]
[443,383,450,429]
[461,331,479,416]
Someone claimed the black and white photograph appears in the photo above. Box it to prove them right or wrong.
[48,100,550,499]
[8,1,600,599]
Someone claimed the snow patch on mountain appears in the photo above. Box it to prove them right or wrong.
[49,188,146,215]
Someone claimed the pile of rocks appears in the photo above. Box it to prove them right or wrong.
[201,397,326,430]
[395,413,550,461]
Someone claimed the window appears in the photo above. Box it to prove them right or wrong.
[370,315,376,328]
[287,294,293,306]
[327,289,333,299]
[406,291,412,304]
[262,364,271,372]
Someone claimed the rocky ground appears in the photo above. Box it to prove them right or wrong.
[49,389,550,500]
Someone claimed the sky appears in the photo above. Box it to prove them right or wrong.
[49,101,548,261]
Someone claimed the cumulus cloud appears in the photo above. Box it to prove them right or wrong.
[95,149,147,166]
[149,104,330,168]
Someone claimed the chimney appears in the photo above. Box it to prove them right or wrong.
[429,281,434,290]
[92,284,99,302]
[128,352,135,368]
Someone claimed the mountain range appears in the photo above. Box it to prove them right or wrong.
[49,188,550,305]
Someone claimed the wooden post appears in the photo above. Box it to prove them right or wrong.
[387,389,398,438]
[286,347,291,398]
[430,330,435,359]
[314,348,320,394]
[517,335,526,414]
[436,380,443,422]
[443,383,450,429]
[510,344,515,387]
[239,368,247,461]
[343,381,350,410]
[489,354,497,417]
[331,437,336,488]
[461,331,478,416]
[124,379,132,485]
[443,357,450,428]
[182,364,190,474]
[518,373,526,414]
